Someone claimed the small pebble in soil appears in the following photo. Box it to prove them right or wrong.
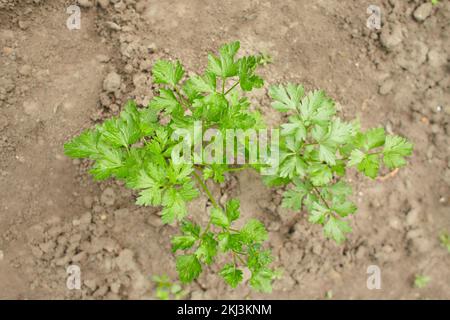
[379,78,395,95]
[97,0,109,9]
[413,3,433,22]
[389,217,403,231]
[103,72,121,93]
[115,249,136,272]
[23,100,40,116]
[380,23,403,50]
[101,187,116,206]
[96,54,110,63]
[18,20,29,30]
[18,65,32,76]
[427,49,447,68]
[83,196,94,209]
[77,0,93,8]
[105,21,121,31]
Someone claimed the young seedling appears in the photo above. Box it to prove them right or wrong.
[439,231,450,253]
[414,274,431,289]
[64,41,413,292]
[152,274,186,300]
[257,52,273,66]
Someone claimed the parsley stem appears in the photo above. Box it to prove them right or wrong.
[192,170,219,209]
[124,144,131,156]
[232,252,237,267]
[222,77,226,94]
[234,252,246,265]
[173,86,192,111]
[303,142,318,147]
[224,81,239,95]
[312,186,331,210]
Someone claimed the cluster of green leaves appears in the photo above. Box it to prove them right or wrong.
[64,41,413,292]
[152,274,186,300]
[266,84,413,243]
[64,101,199,224]
[64,41,278,292]
[173,199,279,292]
[414,274,431,289]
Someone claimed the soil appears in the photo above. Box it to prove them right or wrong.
[0,0,449,300]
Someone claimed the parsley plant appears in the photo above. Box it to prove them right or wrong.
[64,41,413,292]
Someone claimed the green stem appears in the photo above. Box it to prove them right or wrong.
[192,170,221,236]
[312,186,331,210]
[124,144,131,156]
[234,252,246,265]
[193,170,219,208]
[173,86,191,111]
[303,142,318,147]
[224,81,239,95]
[341,150,381,161]
[232,252,237,267]
[222,77,226,94]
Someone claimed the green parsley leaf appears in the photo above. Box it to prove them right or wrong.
[195,233,218,265]
[135,186,163,206]
[64,129,101,158]
[279,154,307,179]
[249,268,275,293]
[211,207,230,228]
[161,188,189,224]
[308,202,329,224]
[318,143,336,166]
[217,232,243,252]
[348,150,380,179]
[240,219,268,244]
[238,56,264,91]
[183,72,216,98]
[176,254,202,283]
[207,41,240,78]
[89,145,125,180]
[152,60,185,86]
[219,264,243,288]
[323,216,352,244]
[171,235,197,252]
[299,90,334,125]
[327,119,353,145]
[383,135,413,169]
[280,116,307,142]
[225,199,240,222]
[364,127,386,150]
[308,163,333,186]
[282,182,309,211]
[149,89,181,114]
[180,220,201,238]
[269,83,304,112]
[332,201,357,217]
[348,149,365,167]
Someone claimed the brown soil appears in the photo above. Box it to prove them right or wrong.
[0,0,449,300]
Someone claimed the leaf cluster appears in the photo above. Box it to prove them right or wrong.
[267,85,413,243]
[64,41,412,291]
